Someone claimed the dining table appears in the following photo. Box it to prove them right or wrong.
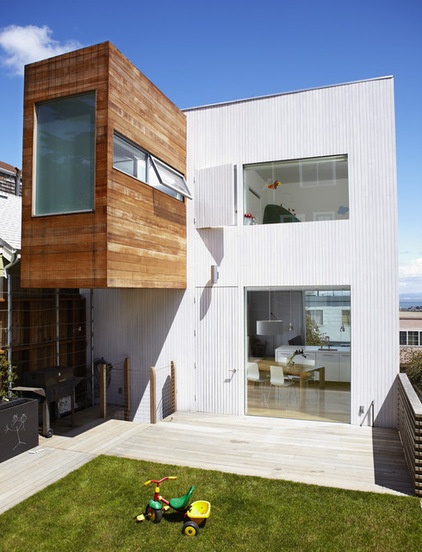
[256,359,326,408]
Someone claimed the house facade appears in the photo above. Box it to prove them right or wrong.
[21,44,398,428]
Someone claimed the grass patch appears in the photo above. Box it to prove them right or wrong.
[0,455,421,551]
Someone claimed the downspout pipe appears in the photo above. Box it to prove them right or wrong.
[14,167,21,196]
[4,251,21,398]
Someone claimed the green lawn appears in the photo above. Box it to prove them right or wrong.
[0,455,420,551]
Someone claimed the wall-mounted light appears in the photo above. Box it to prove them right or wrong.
[211,265,219,284]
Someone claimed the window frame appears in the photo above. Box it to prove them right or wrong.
[113,132,191,201]
[34,91,96,216]
[243,154,349,225]
[400,330,422,346]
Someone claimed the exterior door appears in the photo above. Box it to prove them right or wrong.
[195,286,241,414]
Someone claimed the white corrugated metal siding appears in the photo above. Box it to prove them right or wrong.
[184,77,398,427]
[89,288,195,422]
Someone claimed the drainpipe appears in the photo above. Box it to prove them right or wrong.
[55,289,60,366]
[90,289,94,406]
[14,167,21,196]
[4,251,21,397]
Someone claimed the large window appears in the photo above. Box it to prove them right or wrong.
[246,288,351,424]
[244,155,349,225]
[113,133,192,201]
[35,92,95,215]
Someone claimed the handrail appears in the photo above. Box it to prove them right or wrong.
[360,400,375,427]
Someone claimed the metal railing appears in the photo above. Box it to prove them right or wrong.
[149,361,177,424]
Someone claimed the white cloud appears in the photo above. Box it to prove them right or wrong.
[400,258,422,278]
[399,258,422,295]
[0,25,82,76]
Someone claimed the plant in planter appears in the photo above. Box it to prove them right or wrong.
[0,348,17,400]
[0,349,39,462]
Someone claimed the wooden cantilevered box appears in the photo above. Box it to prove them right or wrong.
[21,42,187,289]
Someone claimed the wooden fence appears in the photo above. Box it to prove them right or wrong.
[150,361,177,424]
[99,357,131,421]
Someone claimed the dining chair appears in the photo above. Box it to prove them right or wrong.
[247,362,267,383]
[270,365,297,404]
[247,362,269,404]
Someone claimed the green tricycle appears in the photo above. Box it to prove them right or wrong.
[136,476,211,537]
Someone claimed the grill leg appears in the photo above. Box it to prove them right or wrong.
[42,401,53,437]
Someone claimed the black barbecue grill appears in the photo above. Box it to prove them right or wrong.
[14,366,76,438]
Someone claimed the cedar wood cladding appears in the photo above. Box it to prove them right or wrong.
[21,41,187,289]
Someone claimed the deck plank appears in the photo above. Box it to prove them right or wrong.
[0,411,414,515]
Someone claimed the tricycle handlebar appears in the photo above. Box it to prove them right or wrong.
[143,476,177,486]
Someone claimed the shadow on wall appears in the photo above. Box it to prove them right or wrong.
[197,228,225,319]
[197,228,224,266]
[92,288,186,421]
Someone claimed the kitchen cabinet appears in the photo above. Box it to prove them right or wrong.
[339,353,351,382]
[317,352,340,382]
[316,351,350,382]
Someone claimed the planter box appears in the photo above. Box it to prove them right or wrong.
[0,398,39,462]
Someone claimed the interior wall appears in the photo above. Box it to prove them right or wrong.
[248,290,304,354]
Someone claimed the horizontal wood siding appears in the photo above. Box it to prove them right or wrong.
[106,44,186,288]
[21,42,187,289]
[108,44,186,175]
[21,43,109,288]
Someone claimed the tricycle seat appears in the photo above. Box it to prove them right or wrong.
[169,485,194,510]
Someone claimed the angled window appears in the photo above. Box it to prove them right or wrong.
[113,133,191,201]
[35,92,95,215]
[113,133,147,181]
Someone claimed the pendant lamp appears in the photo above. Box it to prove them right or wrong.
[256,290,283,336]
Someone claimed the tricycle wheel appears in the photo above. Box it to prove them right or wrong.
[182,521,199,537]
[146,505,162,523]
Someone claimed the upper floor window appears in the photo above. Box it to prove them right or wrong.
[244,155,349,225]
[113,133,191,201]
[35,92,95,215]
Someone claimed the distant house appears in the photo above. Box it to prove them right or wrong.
[400,311,422,348]
[0,163,21,349]
[0,161,21,196]
[20,43,398,428]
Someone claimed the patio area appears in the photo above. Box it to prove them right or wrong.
[0,410,414,515]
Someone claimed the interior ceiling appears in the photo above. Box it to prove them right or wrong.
[249,156,348,185]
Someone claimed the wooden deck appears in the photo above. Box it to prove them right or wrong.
[0,410,414,515]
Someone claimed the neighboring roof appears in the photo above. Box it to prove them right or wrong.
[0,191,22,253]
[0,161,19,174]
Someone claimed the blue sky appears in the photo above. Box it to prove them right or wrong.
[0,0,421,298]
